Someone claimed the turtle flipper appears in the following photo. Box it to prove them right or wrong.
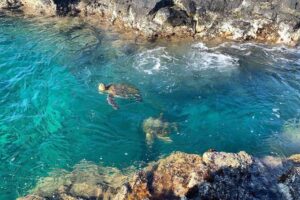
[107,94,119,110]
[134,94,142,102]
[171,123,179,133]
[157,135,173,143]
[146,132,154,146]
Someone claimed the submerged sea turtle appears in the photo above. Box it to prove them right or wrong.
[142,113,178,145]
[98,83,142,110]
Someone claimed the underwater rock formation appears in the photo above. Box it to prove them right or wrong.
[19,151,300,200]
[1,0,300,45]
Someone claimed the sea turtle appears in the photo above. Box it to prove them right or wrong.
[98,83,142,110]
[142,113,178,145]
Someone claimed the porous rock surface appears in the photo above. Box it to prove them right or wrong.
[1,0,300,45]
[18,151,300,200]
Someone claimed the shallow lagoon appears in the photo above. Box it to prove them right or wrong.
[1,15,300,199]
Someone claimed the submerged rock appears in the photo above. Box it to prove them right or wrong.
[19,160,131,200]
[1,0,300,45]
[19,151,300,200]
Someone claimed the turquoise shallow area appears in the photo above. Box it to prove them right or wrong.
[1,15,300,199]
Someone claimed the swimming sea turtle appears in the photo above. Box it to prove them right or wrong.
[142,113,178,145]
[98,83,142,110]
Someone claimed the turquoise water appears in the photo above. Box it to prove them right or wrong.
[1,15,300,199]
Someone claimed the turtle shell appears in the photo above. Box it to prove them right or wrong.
[109,84,141,99]
[143,117,170,137]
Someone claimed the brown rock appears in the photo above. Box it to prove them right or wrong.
[288,154,300,164]
[1,0,300,45]
[18,151,300,200]
[17,195,44,200]
[202,151,253,169]
[69,183,102,199]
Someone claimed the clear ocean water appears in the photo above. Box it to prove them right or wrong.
[1,14,300,199]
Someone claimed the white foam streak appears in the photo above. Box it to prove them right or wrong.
[188,52,238,71]
[133,47,172,75]
[191,42,209,50]
[133,42,299,76]
[188,43,239,71]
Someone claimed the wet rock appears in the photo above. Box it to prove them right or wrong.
[18,160,131,200]
[69,183,102,198]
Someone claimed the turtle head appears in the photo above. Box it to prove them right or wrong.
[98,83,106,93]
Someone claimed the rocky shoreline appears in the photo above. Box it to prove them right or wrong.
[2,1,300,199]
[19,150,300,200]
[1,0,300,46]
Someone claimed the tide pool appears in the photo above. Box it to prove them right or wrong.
[1,15,300,199]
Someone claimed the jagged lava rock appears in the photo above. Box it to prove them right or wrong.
[18,151,300,200]
[1,0,300,45]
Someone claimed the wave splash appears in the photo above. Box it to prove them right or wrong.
[133,43,239,75]
[189,43,239,71]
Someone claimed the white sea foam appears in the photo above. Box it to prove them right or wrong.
[224,42,300,64]
[189,42,240,71]
[186,50,239,71]
[134,44,239,75]
[133,41,299,75]
[191,42,209,50]
[133,47,173,75]
[209,42,249,51]
[212,42,299,56]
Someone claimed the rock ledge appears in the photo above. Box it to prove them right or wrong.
[1,0,300,45]
[19,151,300,200]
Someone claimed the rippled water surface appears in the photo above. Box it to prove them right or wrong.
[1,15,300,199]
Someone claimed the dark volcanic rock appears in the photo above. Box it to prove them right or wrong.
[53,0,80,16]
[0,0,300,45]
[0,0,299,44]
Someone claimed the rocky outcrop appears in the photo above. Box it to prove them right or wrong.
[18,151,300,200]
[1,0,300,45]
[0,0,56,15]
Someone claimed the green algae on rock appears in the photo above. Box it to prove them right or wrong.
[19,151,300,200]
